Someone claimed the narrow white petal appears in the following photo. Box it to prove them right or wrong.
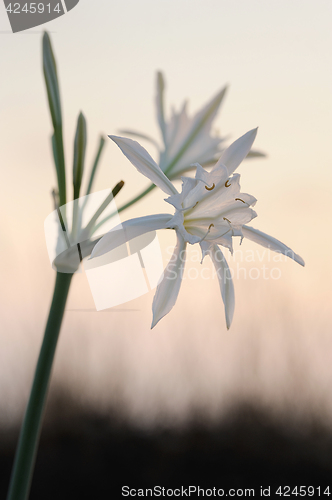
[164,86,227,175]
[191,86,227,138]
[218,128,258,176]
[242,225,305,266]
[90,214,173,259]
[109,135,177,195]
[156,71,167,145]
[209,244,235,329]
[151,233,187,328]
[164,101,189,154]
[199,241,210,263]
[169,136,223,178]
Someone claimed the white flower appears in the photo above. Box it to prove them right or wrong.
[91,129,304,329]
[120,71,264,181]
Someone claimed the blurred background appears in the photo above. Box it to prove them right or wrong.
[0,0,332,497]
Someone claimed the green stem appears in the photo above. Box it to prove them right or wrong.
[7,272,73,500]
[84,180,124,236]
[54,126,67,207]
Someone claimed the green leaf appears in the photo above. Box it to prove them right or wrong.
[73,112,87,200]
[51,133,59,173]
[43,32,61,129]
[85,136,105,196]
[43,31,66,206]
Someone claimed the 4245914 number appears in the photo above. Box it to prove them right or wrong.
[276,486,330,496]
[5,3,61,14]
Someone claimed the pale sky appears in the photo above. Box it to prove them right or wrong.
[0,0,331,424]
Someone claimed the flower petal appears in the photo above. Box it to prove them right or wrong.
[151,233,187,328]
[209,244,235,329]
[163,86,227,176]
[165,176,198,210]
[199,240,210,263]
[169,136,224,178]
[185,207,257,239]
[212,231,234,254]
[185,173,257,220]
[90,214,173,259]
[167,211,201,245]
[182,162,228,210]
[217,128,258,176]
[156,71,167,146]
[242,225,305,266]
[109,135,177,196]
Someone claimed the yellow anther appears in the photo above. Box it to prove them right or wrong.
[205,183,215,191]
[208,223,214,230]
[223,217,231,224]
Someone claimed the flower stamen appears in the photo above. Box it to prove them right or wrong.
[235,198,246,203]
[223,217,231,224]
[197,223,214,243]
[205,183,215,191]
[181,200,199,213]
[225,180,231,187]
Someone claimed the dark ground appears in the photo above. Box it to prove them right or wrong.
[1,396,332,499]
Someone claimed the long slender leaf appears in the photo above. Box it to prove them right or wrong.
[73,112,87,200]
[43,32,66,206]
[51,133,59,173]
[72,112,87,239]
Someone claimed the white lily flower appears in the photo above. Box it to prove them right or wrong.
[91,130,304,329]
[120,71,264,181]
